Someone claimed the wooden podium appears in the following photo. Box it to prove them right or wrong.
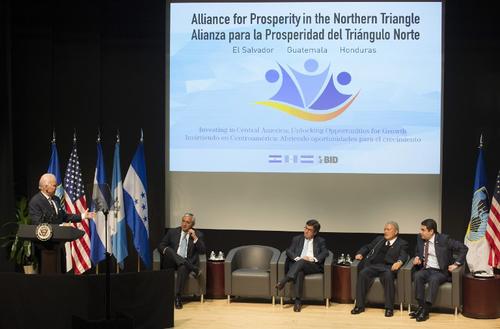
[17,224,85,274]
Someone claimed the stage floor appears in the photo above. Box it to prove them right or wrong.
[174,299,500,329]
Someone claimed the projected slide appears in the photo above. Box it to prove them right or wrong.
[170,2,442,174]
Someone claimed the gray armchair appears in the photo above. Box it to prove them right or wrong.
[277,250,333,308]
[224,245,280,304]
[350,259,406,312]
[153,252,206,303]
[403,257,464,316]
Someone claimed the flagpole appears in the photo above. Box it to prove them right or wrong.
[138,128,143,274]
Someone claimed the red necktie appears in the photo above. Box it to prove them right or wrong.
[423,241,429,268]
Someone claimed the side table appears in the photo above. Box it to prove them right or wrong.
[462,273,500,319]
[206,260,225,298]
[332,264,353,303]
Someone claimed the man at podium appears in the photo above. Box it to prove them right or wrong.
[28,173,94,224]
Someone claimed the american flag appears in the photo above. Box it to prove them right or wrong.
[486,170,500,268]
[63,142,92,274]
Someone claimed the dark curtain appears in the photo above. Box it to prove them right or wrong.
[0,0,16,272]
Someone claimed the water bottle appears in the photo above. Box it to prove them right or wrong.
[345,254,352,265]
[209,251,216,260]
[338,253,345,264]
[217,251,224,260]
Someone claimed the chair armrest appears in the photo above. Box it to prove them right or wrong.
[350,259,360,300]
[323,251,333,299]
[402,257,416,306]
[198,254,207,294]
[269,248,281,293]
[277,251,287,296]
[451,264,465,308]
[224,248,239,295]
[277,251,287,277]
[396,258,409,304]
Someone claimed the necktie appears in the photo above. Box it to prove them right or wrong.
[48,198,58,215]
[300,239,309,258]
[179,232,188,258]
[423,241,429,268]
[385,240,390,247]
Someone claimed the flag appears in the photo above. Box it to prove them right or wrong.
[47,139,64,201]
[123,138,151,269]
[63,141,92,274]
[464,137,492,274]
[110,138,128,268]
[90,140,112,265]
[486,170,500,268]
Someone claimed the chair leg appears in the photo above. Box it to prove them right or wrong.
[408,304,411,314]
[454,307,457,317]
[200,294,204,303]
[325,298,330,308]
[227,295,231,304]
[280,297,283,308]
[400,302,403,313]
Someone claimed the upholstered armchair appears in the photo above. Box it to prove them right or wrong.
[350,258,407,312]
[277,250,333,308]
[403,257,464,316]
[154,251,206,302]
[224,245,280,304]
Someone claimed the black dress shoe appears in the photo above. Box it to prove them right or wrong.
[416,310,429,322]
[350,306,365,314]
[174,296,183,309]
[409,306,424,318]
[385,309,394,317]
[293,300,302,312]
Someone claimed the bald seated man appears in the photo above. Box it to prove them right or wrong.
[28,173,94,224]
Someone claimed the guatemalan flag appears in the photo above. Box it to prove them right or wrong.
[123,135,151,269]
[90,139,112,265]
[47,136,64,201]
[110,136,128,269]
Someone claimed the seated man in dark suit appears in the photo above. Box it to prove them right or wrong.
[276,219,329,312]
[351,221,408,317]
[28,173,94,224]
[158,212,206,309]
[409,218,468,322]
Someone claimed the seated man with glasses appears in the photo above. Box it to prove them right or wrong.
[275,219,329,312]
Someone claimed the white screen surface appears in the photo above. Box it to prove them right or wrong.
[167,1,443,233]
[170,2,442,174]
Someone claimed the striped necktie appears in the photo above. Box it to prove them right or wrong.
[423,241,429,268]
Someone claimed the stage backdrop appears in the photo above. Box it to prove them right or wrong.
[167,1,443,233]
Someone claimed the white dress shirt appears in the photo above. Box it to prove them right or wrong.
[425,234,440,269]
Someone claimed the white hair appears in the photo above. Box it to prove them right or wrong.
[385,221,400,234]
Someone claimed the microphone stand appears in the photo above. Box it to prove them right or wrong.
[95,191,111,321]
[104,206,111,320]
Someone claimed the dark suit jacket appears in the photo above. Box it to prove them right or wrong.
[28,192,81,225]
[357,235,409,266]
[415,233,468,274]
[158,227,206,267]
[285,234,329,270]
